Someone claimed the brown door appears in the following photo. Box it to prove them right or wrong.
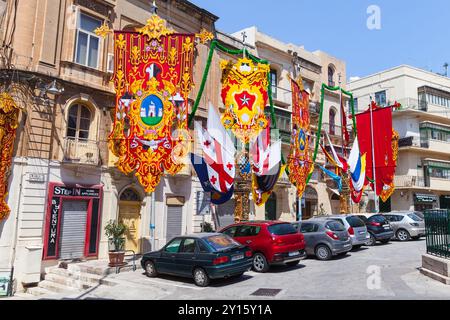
[118,201,142,254]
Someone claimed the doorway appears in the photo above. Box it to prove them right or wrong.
[59,200,89,260]
[118,188,142,254]
[265,193,277,221]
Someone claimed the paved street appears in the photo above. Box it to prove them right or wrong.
[20,239,450,300]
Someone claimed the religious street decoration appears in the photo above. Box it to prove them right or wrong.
[355,101,399,203]
[287,77,313,199]
[104,12,212,193]
[220,58,270,144]
[0,93,20,221]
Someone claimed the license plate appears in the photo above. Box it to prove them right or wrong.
[232,254,244,261]
[288,251,299,257]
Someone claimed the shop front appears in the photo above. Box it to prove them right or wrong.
[414,193,438,212]
[42,183,103,261]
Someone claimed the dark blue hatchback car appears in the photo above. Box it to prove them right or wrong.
[140,233,253,287]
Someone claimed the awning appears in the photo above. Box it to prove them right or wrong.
[414,193,438,203]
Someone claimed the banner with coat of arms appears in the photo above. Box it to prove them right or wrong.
[108,14,203,193]
[220,58,270,144]
[0,93,20,221]
[287,78,313,199]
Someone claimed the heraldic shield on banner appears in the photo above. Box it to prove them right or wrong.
[220,58,270,144]
[288,78,314,199]
[108,14,207,193]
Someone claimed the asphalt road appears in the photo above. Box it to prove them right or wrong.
[31,238,450,300]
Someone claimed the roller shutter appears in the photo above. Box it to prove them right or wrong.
[59,200,88,260]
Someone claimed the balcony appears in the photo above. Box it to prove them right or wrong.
[394,175,426,188]
[63,138,100,166]
[429,177,450,191]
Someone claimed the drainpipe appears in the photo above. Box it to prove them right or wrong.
[150,192,156,251]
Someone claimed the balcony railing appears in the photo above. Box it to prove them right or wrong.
[394,98,427,112]
[394,175,426,188]
[63,138,100,166]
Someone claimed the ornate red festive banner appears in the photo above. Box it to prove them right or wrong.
[355,101,399,202]
[220,58,270,144]
[109,15,196,193]
[0,93,20,221]
[287,78,313,198]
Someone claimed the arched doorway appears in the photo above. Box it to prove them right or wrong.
[265,193,277,221]
[330,194,341,214]
[118,187,143,254]
[303,187,318,220]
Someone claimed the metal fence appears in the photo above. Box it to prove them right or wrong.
[424,209,450,259]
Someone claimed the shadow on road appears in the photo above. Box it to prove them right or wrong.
[140,272,255,288]
[266,264,306,274]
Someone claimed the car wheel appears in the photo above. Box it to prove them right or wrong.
[144,260,158,278]
[193,268,210,287]
[396,229,411,242]
[252,253,270,273]
[365,233,376,246]
[315,245,332,261]
[286,260,300,267]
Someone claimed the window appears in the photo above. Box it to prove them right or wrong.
[204,235,241,252]
[197,240,211,253]
[120,188,141,201]
[329,108,336,135]
[375,90,387,106]
[268,223,297,235]
[222,226,238,238]
[164,238,182,253]
[300,223,318,233]
[270,70,278,99]
[180,239,196,253]
[75,13,102,69]
[328,66,335,87]
[353,98,358,113]
[66,104,91,141]
[325,221,346,232]
[235,226,261,237]
[346,216,365,228]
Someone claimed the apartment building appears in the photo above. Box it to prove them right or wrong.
[348,65,450,212]
[0,0,217,290]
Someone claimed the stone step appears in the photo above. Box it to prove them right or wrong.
[44,273,93,290]
[38,280,82,294]
[27,286,53,297]
[420,267,450,285]
[46,267,119,287]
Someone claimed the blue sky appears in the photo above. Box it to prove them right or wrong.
[190,0,450,81]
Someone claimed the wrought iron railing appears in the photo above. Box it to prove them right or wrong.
[425,209,450,259]
[394,175,426,188]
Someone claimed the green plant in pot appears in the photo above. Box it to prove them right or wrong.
[105,220,128,267]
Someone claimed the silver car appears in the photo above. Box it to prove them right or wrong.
[292,220,353,261]
[383,212,425,241]
[310,215,370,248]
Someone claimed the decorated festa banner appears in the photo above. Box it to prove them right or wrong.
[355,101,399,202]
[0,93,20,221]
[220,57,270,144]
[287,78,313,199]
[108,14,200,193]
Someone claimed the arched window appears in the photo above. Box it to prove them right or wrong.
[328,65,335,87]
[67,104,92,141]
[120,188,142,202]
[329,108,336,135]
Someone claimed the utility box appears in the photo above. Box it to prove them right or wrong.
[21,245,43,284]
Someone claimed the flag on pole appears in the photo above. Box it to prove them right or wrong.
[318,165,342,193]
[347,137,367,203]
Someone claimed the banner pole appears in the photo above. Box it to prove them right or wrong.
[369,101,379,213]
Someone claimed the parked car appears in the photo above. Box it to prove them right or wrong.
[412,211,424,220]
[354,214,394,246]
[292,220,353,260]
[383,212,425,241]
[140,233,253,287]
[309,215,370,249]
[219,221,306,273]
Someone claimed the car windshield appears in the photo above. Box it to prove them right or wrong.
[407,213,423,222]
[325,221,346,232]
[369,215,387,223]
[346,216,366,228]
[268,223,298,235]
[204,235,241,252]
[356,215,368,223]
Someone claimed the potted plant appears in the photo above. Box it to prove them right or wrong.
[105,220,128,267]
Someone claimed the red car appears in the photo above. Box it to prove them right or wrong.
[219,221,306,273]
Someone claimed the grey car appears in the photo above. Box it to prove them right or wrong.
[383,212,426,241]
[292,220,353,261]
[310,215,370,249]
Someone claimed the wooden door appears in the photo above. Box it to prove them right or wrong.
[119,201,142,254]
